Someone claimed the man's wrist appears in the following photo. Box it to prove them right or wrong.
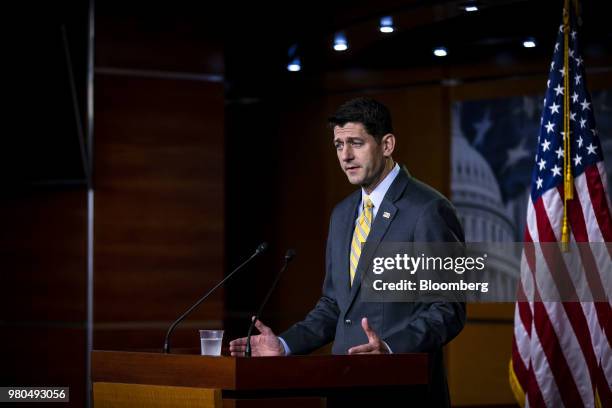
[278,336,291,356]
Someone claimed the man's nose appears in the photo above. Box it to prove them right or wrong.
[340,146,353,161]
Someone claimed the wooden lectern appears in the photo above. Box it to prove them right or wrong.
[92,350,429,408]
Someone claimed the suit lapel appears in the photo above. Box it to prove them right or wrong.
[337,191,361,306]
[344,167,410,313]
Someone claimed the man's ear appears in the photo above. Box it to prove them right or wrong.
[381,133,396,156]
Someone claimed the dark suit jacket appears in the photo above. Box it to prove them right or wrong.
[280,167,466,407]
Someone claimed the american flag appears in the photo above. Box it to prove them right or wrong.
[510,6,612,408]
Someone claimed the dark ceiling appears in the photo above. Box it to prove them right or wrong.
[222,0,612,96]
[4,0,611,184]
[90,1,612,95]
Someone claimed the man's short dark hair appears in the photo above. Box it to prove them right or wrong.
[328,97,393,141]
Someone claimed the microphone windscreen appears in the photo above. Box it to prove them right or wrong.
[285,249,297,260]
[257,242,269,254]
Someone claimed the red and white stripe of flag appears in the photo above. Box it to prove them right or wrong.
[511,162,611,408]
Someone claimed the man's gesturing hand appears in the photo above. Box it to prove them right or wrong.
[229,319,285,356]
[347,317,390,355]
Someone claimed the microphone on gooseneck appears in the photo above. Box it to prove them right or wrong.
[163,242,268,354]
[245,249,296,357]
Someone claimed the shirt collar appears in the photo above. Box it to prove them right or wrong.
[360,163,400,218]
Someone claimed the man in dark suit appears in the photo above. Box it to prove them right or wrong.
[230,98,465,407]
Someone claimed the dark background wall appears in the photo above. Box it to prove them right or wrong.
[2,1,611,407]
[1,1,90,406]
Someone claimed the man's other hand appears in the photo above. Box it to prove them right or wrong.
[347,317,390,354]
[229,319,285,356]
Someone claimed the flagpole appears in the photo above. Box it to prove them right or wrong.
[561,0,573,251]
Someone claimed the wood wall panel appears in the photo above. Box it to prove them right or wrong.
[0,189,87,321]
[271,98,332,330]
[0,189,87,406]
[446,322,516,405]
[93,327,205,352]
[223,100,287,331]
[93,74,225,346]
[95,4,223,74]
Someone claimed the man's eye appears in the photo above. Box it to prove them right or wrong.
[334,143,343,149]
[350,141,363,147]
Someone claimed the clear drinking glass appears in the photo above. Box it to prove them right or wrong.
[199,329,224,356]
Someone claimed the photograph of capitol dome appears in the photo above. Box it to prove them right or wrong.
[451,90,612,301]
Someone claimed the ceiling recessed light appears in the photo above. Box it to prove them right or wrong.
[333,32,348,51]
[287,44,301,72]
[434,46,448,57]
[379,16,394,33]
[463,1,479,12]
[523,37,536,48]
[287,57,301,72]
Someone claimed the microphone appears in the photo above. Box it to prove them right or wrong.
[245,249,296,357]
[163,242,268,353]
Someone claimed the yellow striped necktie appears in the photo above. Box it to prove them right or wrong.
[349,196,373,286]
